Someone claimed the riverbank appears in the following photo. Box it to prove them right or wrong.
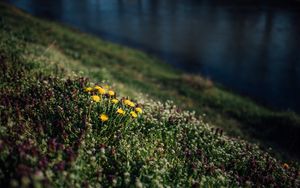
[0,3,299,187]
[1,2,300,161]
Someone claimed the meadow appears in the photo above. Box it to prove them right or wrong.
[0,2,299,187]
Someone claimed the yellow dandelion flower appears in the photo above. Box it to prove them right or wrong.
[84,87,93,92]
[124,99,135,107]
[135,107,142,114]
[130,111,138,118]
[94,85,101,90]
[117,108,125,115]
[111,99,119,104]
[282,163,289,170]
[129,101,135,107]
[99,114,109,122]
[108,90,115,96]
[104,85,110,89]
[91,95,100,102]
[124,99,131,105]
[97,87,106,95]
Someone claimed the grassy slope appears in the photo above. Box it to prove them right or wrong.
[1,2,300,161]
[1,2,300,157]
[0,3,300,187]
[2,2,300,162]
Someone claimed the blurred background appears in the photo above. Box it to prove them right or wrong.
[5,0,300,112]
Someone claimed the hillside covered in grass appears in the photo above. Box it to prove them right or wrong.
[0,2,299,187]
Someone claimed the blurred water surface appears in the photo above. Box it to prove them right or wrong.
[7,0,300,112]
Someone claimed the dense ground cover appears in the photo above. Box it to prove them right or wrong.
[1,3,300,161]
[0,2,299,187]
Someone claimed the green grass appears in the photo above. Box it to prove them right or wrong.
[0,3,299,187]
[1,1,300,160]
[2,1,300,158]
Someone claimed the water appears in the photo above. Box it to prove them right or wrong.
[6,0,300,112]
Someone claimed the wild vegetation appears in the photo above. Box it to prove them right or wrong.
[0,2,299,187]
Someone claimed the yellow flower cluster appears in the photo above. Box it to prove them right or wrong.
[85,85,107,95]
[124,99,135,107]
[84,84,142,123]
